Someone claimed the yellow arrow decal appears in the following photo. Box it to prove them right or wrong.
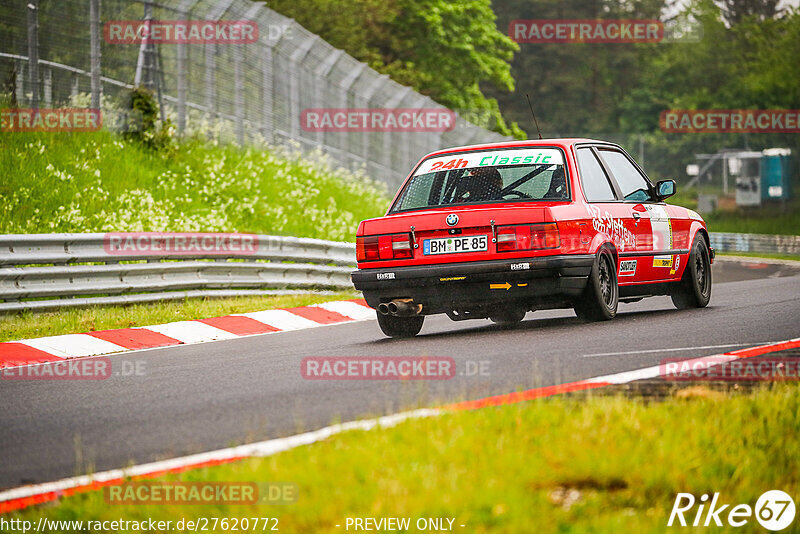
[490,282,512,290]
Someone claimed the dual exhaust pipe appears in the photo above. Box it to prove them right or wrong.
[377,298,423,317]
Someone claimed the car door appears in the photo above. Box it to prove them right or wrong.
[596,148,678,282]
[574,147,638,274]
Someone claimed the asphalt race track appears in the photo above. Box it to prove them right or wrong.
[1,259,798,490]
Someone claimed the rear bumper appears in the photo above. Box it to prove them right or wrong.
[351,255,594,314]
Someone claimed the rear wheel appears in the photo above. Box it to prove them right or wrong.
[574,250,618,321]
[376,312,424,338]
[671,234,712,309]
[489,307,527,326]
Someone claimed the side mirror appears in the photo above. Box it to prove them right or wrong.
[656,179,676,201]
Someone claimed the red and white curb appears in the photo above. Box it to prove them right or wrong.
[2,337,798,514]
[0,299,375,370]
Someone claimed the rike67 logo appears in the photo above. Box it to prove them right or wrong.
[669,491,796,531]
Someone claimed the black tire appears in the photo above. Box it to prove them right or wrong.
[671,234,712,309]
[376,312,424,338]
[574,250,618,321]
[489,307,527,325]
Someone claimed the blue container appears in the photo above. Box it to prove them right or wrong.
[761,149,792,201]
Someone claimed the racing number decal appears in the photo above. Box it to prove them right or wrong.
[646,205,672,251]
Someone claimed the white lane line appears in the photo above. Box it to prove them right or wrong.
[19,335,127,358]
[581,342,775,358]
[142,322,239,344]
[0,408,439,505]
[585,354,742,384]
[237,309,321,330]
[312,300,375,320]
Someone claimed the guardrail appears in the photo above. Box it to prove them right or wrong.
[0,233,356,313]
[0,232,797,313]
[709,232,800,256]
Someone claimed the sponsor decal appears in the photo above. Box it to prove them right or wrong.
[646,204,673,251]
[671,254,681,275]
[653,255,673,268]
[587,205,636,252]
[660,109,800,133]
[510,19,664,44]
[619,259,637,276]
[489,282,512,290]
[376,272,395,280]
[301,108,455,132]
[439,276,466,282]
[415,148,563,176]
[510,262,530,271]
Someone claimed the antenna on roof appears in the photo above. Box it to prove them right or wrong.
[525,93,543,140]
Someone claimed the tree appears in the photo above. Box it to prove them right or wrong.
[265,0,524,137]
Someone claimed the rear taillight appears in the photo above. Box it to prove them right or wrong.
[496,223,560,252]
[356,233,413,261]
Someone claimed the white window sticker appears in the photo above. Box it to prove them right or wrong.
[414,148,564,176]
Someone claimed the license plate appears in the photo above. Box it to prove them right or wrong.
[423,235,488,255]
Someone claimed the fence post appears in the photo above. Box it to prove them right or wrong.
[234,43,244,144]
[70,73,80,103]
[314,49,343,148]
[382,85,412,183]
[26,0,39,109]
[261,46,274,142]
[176,37,186,134]
[15,60,25,105]
[90,0,102,110]
[43,66,51,107]
[205,43,216,131]
[288,36,317,140]
[176,0,200,135]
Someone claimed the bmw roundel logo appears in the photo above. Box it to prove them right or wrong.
[446,214,459,226]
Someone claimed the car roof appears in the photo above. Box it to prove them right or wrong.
[423,138,616,159]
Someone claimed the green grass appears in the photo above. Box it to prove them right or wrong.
[10,384,800,533]
[0,292,359,342]
[0,130,388,240]
[669,192,800,236]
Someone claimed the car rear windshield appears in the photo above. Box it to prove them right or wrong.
[389,148,569,213]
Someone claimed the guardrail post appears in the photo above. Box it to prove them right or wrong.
[26,0,40,109]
